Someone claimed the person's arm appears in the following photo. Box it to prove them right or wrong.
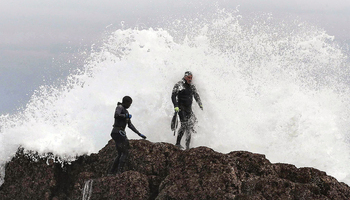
[171,82,180,110]
[171,83,179,107]
[128,120,146,139]
[192,85,203,110]
[114,105,130,119]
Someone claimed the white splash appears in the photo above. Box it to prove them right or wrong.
[82,179,93,200]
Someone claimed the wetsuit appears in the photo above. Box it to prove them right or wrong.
[108,102,141,174]
[171,78,202,149]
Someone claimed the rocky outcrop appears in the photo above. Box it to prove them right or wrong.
[1,139,350,199]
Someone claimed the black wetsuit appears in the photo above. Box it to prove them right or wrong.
[171,79,202,149]
[108,102,141,174]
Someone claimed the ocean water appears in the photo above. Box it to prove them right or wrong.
[1,9,350,186]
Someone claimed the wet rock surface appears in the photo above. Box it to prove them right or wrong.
[1,139,350,199]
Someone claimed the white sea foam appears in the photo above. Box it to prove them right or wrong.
[1,9,350,185]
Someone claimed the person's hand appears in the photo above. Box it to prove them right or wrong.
[139,133,146,139]
[126,113,132,119]
[174,107,179,112]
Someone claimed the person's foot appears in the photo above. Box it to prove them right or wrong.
[175,144,184,149]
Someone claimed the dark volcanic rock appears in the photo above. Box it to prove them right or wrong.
[1,139,350,200]
[87,171,150,200]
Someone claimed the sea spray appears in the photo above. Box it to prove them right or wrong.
[1,8,350,186]
[0,164,4,186]
[82,179,93,200]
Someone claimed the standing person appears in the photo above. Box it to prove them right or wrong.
[108,96,146,175]
[171,71,203,150]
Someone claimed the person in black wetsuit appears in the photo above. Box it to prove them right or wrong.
[108,96,146,175]
[171,71,203,150]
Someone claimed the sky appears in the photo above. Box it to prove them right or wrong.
[1,0,350,114]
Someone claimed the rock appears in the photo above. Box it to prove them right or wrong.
[87,171,150,200]
[0,139,350,200]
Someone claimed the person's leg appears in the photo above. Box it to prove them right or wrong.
[176,110,187,147]
[108,128,128,174]
[116,139,130,174]
[108,129,120,174]
[185,111,197,150]
[185,131,191,150]
[108,144,121,174]
[176,122,185,143]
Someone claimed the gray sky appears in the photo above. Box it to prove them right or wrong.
[1,0,350,114]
